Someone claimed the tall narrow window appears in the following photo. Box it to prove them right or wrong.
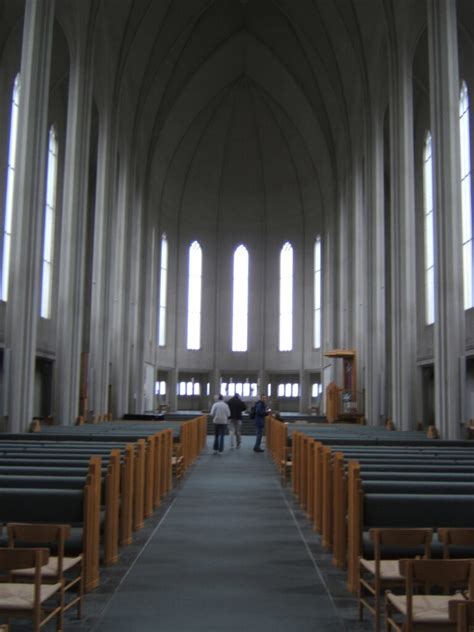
[314,236,322,348]
[423,132,435,325]
[40,126,58,318]
[187,240,202,350]
[158,234,168,345]
[279,241,293,351]
[232,245,249,351]
[460,82,473,309]
[2,74,20,302]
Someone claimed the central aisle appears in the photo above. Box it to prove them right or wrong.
[91,437,347,632]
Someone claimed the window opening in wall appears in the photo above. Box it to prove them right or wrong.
[314,236,322,348]
[279,241,293,351]
[277,382,300,398]
[267,384,271,398]
[2,74,20,302]
[460,82,473,309]
[40,126,58,319]
[232,245,249,351]
[155,380,167,396]
[423,131,435,325]
[158,234,168,345]
[187,241,202,349]
[311,382,323,398]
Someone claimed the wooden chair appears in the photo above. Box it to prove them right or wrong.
[385,559,474,631]
[0,547,63,632]
[449,599,474,631]
[358,527,432,632]
[7,523,83,618]
[439,528,474,558]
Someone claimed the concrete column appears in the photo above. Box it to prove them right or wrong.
[128,191,145,415]
[55,27,93,425]
[168,368,178,411]
[5,0,55,432]
[299,369,309,414]
[365,118,386,426]
[89,113,115,417]
[109,158,132,417]
[388,44,417,430]
[427,0,464,439]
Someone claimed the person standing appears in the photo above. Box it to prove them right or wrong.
[227,392,246,449]
[253,393,269,453]
[210,394,231,454]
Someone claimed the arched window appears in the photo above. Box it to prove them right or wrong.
[423,132,435,325]
[40,126,58,318]
[279,241,293,351]
[2,74,21,302]
[187,241,202,350]
[158,234,168,346]
[460,81,473,309]
[314,236,322,348]
[232,245,249,351]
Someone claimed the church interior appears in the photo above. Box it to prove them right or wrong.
[0,1,474,630]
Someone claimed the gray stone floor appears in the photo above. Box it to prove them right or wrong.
[3,436,372,631]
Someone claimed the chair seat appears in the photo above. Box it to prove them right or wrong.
[0,582,62,609]
[11,554,81,578]
[360,558,403,580]
[387,593,465,623]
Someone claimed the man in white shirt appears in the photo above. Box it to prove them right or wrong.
[210,394,231,454]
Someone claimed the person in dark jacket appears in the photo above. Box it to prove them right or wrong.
[227,392,246,449]
[253,394,269,453]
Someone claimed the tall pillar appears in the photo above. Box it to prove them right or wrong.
[168,368,177,411]
[127,190,145,415]
[427,0,464,439]
[5,0,55,432]
[109,158,132,417]
[89,113,115,417]
[388,43,417,430]
[55,27,93,425]
[299,369,309,414]
[365,118,386,426]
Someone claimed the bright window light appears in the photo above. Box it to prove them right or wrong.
[2,74,20,302]
[232,245,249,351]
[279,242,293,351]
[187,241,202,349]
[314,237,322,347]
[460,82,473,309]
[41,126,58,318]
[158,234,168,345]
[423,132,435,325]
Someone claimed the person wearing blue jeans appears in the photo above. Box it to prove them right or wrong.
[253,394,269,452]
[210,394,231,454]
